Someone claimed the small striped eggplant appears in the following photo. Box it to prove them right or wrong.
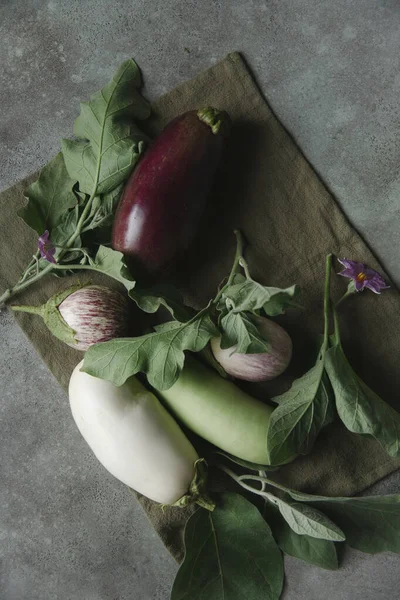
[211,316,293,382]
[58,285,133,350]
[11,284,133,351]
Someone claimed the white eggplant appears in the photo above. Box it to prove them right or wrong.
[69,361,206,506]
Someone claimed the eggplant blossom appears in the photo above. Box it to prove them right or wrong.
[38,230,56,264]
[338,258,389,294]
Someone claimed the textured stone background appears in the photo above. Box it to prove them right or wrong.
[1,1,400,599]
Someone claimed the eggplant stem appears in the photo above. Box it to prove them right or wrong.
[10,304,45,316]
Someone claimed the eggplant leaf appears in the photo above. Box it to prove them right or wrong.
[171,493,284,600]
[266,348,334,465]
[18,153,77,236]
[51,206,81,248]
[89,246,136,291]
[220,273,299,317]
[264,504,339,570]
[325,343,400,458]
[277,486,400,555]
[62,59,150,197]
[220,310,270,353]
[83,247,188,318]
[82,309,219,390]
[130,284,189,320]
[273,519,339,569]
[101,183,125,216]
[83,184,124,234]
[272,498,345,541]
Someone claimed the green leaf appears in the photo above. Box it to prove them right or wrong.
[264,504,339,570]
[325,343,400,458]
[81,246,189,319]
[48,207,82,277]
[220,274,299,317]
[18,153,77,236]
[62,59,150,197]
[101,182,124,216]
[273,519,339,569]
[171,493,284,600]
[278,487,400,555]
[220,310,270,353]
[273,498,345,542]
[84,184,124,233]
[266,348,334,465]
[129,284,188,320]
[90,245,136,291]
[81,308,219,390]
[51,206,81,247]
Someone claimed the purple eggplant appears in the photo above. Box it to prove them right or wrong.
[112,107,231,277]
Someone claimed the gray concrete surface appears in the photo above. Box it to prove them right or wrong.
[1,1,400,599]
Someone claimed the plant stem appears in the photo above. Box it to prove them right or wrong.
[335,288,354,308]
[239,256,252,280]
[81,214,111,233]
[20,251,40,281]
[19,264,37,284]
[65,195,96,252]
[227,230,246,286]
[50,262,104,274]
[218,463,298,497]
[238,473,289,493]
[259,470,268,493]
[331,305,342,347]
[0,261,54,308]
[211,230,247,308]
[218,463,279,504]
[10,304,44,316]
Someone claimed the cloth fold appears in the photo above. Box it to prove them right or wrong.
[1,52,399,561]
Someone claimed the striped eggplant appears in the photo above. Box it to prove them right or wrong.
[11,285,133,351]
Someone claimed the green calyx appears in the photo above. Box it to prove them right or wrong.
[170,458,216,511]
[197,107,231,136]
[10,283,88,347]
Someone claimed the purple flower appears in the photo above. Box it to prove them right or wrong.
[337,258,389,294]
[38,230,56,264]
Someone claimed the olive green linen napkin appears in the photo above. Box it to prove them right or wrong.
[1,52,400,562]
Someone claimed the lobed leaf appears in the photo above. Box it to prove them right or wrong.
[90,245,136,291]
[220,273,299,317]
[62,59,150,197]
[81,309,218,390]
[130,284,189,320]
[19,153,77,236]
[220,310,270,354]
